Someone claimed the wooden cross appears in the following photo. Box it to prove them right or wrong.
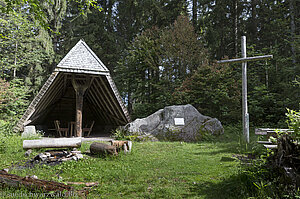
[217,36,273,143]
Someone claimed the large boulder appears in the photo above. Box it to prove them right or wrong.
[125,104,224,142]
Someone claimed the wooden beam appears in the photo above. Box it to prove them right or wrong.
[217,55,273,64]
[88,84,115,125]
[95,78,121,124]
[93,79,118,123]
[86,92,111,124]
[99,76,127,123]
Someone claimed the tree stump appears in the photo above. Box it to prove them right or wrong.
[90,142,117,156]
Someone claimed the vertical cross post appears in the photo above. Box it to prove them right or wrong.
[217,36,273,144]
[241,36,250,143]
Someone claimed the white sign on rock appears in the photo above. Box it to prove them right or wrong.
[174,118,185,126]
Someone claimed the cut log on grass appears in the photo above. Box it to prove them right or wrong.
[23,138,82,149]
[110,140,132,154]
[0,170,72,192]
[90,142,117,156]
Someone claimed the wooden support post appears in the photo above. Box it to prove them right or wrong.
[72,75,91,137]
[241,36,250,143]
[75,87,84,137]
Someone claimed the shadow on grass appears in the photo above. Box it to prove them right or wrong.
[185,174,251,199]
[193,142,240,156]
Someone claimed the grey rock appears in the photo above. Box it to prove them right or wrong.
[45,152,51,157]
[38,153,47,161]
[30,175,38,179]
[125,104,224,142]
[61,157,72,162]
[75,154,83,159]
[25,149,32,157]
[22,126,36,137]
[202,118,224,135]
[71,150,81,155]
[2,168,9,173]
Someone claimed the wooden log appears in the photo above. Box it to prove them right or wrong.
[217,55,273,64]
[110,140,132,153]
[255,128,293,135]
[264,144,278,149]
[257,140,273,144]
[0,170,72,192]
[90,142,117,156]
[23,138,82,149]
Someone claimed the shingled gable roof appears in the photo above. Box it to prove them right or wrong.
[55,39,109,74]
[14,40,130,132]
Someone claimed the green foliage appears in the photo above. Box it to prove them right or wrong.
[248,85,285,126]
[111,128,130,140]
[239,157,300,198]
[173,62,241,124]
[286,108,300,141]
[0,0,102,29]
[0,4,55,97]
[0,78,28,119]
[116,15,208,119]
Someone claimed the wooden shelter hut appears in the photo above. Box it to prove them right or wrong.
[14,40,130,137]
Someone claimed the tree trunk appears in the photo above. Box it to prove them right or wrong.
[234,0,238,57]
[192,0,197,30]
[251,0,258,42]
[90,142,117,156]
[289,0,296,65]
[23,138,82,149]
[0,170,73,193]
[14,41,18,78]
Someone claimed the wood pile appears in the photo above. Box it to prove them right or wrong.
[267,134,300,187]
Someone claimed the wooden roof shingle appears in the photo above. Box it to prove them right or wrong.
[56,39,109,74]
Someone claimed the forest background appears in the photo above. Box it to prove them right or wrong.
[0,0,299,131]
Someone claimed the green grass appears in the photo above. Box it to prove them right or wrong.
[0,126,264,198]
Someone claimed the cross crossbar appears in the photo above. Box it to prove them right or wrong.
[217,36,273,144]
[217,55,273,64]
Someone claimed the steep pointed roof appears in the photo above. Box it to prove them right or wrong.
[55,39,109,74]
[14,40,130,133]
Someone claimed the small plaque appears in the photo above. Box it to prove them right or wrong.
[174,118,185,126]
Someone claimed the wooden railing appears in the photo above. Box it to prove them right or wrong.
[255,128,294,149]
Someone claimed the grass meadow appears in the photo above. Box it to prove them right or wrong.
[0,126,264,198]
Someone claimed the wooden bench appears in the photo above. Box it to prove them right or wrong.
[255,128,294,149]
